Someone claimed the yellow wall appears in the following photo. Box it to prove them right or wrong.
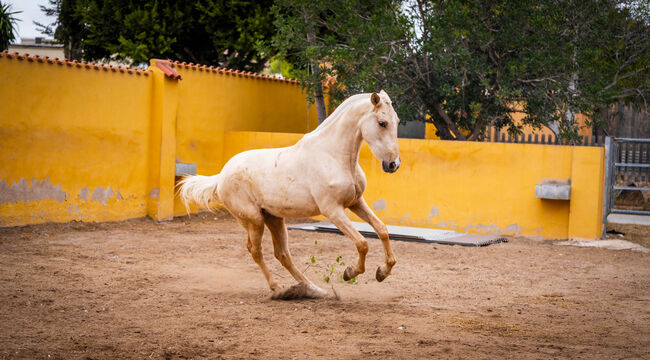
[356,139,603,239]
[0,52,605,239]
[0,54,318,226]
[0,53,154,226]
[425,122,440,140]
[174,62,319,177]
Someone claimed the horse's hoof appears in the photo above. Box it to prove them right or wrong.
[376,266,387,282]
[343,266,356,281]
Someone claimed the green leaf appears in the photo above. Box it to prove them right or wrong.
[345,277,358,285]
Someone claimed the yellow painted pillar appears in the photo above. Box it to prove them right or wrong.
[147,59,181,221]
[567,146,605,239]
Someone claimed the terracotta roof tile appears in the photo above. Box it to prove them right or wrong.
[169,59,299,84]
[153,60,182,80]
[0,50,149,76]
[0,51,272,79]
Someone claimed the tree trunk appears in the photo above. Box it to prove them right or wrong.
[314,85,327,123]
[302,8,327,123]
[545,120,561,142]
[563,71,578,140]
[431,102,466,140]
[429,117,454,140]
[562,44,579,144]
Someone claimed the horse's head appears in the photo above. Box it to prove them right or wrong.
[360,91,401,173]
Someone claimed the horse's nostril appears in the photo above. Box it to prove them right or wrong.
[382,160,398,173]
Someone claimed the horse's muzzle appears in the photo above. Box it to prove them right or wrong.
[382,156,401,173]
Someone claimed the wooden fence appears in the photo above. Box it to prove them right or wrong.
[483,126,605,147]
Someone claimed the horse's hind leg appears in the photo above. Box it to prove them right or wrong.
[263,213,309,283]
[241,219,278,292]
[263,212,327,299]
[350,198,397,282]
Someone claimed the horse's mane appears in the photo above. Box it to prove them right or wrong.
[303,93,371,138]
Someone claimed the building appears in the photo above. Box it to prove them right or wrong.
[8,37,64,59]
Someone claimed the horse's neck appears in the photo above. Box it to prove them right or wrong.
[303,104,365,170]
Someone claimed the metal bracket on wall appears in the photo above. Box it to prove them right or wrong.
[175,163,197,176]
[535,178,571,200]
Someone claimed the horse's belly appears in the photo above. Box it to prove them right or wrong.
[257,185,321,218]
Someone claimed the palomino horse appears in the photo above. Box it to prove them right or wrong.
[179,91,401,299]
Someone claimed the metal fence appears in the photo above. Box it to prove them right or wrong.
[613,139,650,183]
[602,137,650,236]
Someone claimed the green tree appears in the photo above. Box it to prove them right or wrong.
[0,1,21,51]
[270,0,344,122]
[35,0,84,59]
[273,0,649,141]
[37,0,276,71]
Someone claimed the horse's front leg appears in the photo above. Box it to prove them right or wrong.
[324,207,369,281]
[349,198,397,282]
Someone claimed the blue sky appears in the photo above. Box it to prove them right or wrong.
[6,0,54,40]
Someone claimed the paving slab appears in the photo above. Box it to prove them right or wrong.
[608,214,650,226]
[288,221,507,247]
[557,239,649,253]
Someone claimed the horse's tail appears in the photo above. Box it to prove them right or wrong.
[177,174,222,214]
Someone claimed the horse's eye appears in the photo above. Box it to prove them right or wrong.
[378,121,387,128]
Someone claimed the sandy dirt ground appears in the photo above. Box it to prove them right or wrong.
[0,211,649,359]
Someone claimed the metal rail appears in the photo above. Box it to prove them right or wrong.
[611,209,650,215]
[615,163,650,168]
[615,137,650,143]
[613,186,650,191]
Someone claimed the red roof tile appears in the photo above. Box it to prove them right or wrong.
[153,59,182,80]
[0,50,150,76]
[170,59,299,84]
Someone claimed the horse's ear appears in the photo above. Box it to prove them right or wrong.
[371,92,381,106]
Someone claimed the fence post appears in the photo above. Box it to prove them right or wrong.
[601,137,613,238]
[147,59,181,221]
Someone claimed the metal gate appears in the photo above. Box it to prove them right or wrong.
[602,137,650,237]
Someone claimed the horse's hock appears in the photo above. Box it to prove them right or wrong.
[0,51,605,239]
